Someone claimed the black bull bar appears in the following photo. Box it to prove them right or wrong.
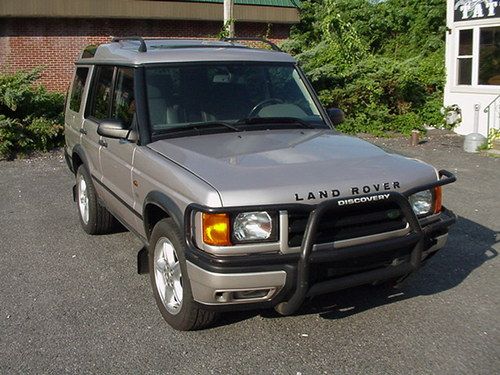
[274,170,456,315]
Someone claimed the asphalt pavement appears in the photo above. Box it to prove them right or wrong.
[0,132,499,374]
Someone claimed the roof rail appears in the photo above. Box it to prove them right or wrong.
[221,37,281,52]
[111,36,147,53]
[81,45,98,59]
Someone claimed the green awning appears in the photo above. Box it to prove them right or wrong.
[178,0,301,8]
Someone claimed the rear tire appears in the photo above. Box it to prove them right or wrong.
[75,165,115,235]
[149,218,217,331]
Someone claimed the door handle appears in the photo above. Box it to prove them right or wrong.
[99,139,108,147]
[79,128,87,135]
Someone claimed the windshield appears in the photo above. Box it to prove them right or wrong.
[145,63,327,137]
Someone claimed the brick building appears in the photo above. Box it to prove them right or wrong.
[0,0,300,92]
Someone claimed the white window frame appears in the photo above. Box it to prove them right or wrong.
[456,28,474,85]
[450,19,500,94]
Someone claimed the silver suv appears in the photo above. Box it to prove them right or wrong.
[64,37,456,331]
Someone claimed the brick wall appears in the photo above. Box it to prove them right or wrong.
[0,18,291,92]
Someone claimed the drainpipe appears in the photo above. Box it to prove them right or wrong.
[473,104,480,133]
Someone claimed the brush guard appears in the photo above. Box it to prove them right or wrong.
[275,170,456,315]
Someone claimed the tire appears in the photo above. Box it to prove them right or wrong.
[75,165,115,235]
[148,218,217,331]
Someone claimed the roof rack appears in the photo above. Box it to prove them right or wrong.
[221,37,281,52]
[111,36,147,53]
[108,36,281,53]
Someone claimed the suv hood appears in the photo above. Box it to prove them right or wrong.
[148,130,438,207]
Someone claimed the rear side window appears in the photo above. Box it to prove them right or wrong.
[69,68,89,112]
[89,66,114,120]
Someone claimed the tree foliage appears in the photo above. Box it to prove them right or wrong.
[283,0,451,135]
[0,68,64,158]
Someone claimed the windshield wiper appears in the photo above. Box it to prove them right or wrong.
[153,121,242,136]
[200,121,242,132]
[236,117,317,129]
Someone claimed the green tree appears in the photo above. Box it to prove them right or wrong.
[282,0,450,135]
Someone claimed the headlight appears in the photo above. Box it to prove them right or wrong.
[233,211,273,242]
[409,189,433,216]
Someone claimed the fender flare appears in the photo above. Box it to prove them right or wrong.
[72,144,91,173]
[143,191,184,239]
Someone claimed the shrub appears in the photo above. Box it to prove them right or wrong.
[0,68,64,158]
[284,0,450,136]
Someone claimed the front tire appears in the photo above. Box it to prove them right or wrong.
[149,218,217,331]
[75,165,115,235]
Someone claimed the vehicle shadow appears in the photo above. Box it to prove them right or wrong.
[213,216,497,326]
[299,216,498,320]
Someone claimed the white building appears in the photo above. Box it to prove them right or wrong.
[445,0,500,136]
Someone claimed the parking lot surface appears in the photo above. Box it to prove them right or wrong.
[0,132,499,374]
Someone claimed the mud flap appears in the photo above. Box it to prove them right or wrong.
[137,246,149,274]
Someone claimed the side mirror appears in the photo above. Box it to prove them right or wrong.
[327,108,345,126]
[97,119,129,139]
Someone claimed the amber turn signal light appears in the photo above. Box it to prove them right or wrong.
[434,186,442,213]
[202,213,232,246]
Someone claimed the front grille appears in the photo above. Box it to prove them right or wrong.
[288,201,407,248]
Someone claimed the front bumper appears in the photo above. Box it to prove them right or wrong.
[185,171,457,314]
[187,261,287,305]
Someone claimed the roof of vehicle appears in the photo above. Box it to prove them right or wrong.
[76,38,296,66]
